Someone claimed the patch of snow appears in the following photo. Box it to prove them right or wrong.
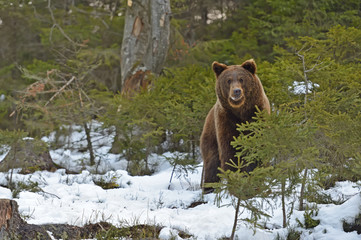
[314,194,360,235]
[290,81,320,94]
[0,145,11,163]
[159,227,182,240]
[0,186,12,199]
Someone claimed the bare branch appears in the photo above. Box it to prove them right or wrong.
[80,89,92,103]
[45,76,76,107]
[305,56,322,72]
[72,6,110,29]
[47,0,85,47]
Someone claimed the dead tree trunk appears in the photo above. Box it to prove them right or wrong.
[0,199,25,238]
[83,122,95,166]
[0,199,52,240]
[121,0,171,96]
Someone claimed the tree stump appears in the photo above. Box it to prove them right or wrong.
[0,199,24,231]
[0,199,50,239]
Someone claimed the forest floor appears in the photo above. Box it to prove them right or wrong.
[0,122,360,239]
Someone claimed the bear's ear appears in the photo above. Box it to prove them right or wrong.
[241,59,257,75]
[212,61,228,77]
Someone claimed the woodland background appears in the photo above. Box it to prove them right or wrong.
[0,0,360,175]
[0,0,360,239]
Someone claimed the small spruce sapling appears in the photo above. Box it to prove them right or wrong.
[208,158,276,239]
[165,153,198,190]
[207,110,276,238]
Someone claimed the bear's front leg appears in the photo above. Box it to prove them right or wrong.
[214,108,239,172]
[200,107,220,193]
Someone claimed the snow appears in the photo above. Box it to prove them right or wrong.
[0,185,11,199]
[0,145,10,163]
[0,122,360,239]
[290,81,320,94]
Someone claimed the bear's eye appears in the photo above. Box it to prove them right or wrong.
[239,78,243,83]
[227,79,231,85]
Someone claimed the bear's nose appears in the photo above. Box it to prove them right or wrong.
[233,88,242,96]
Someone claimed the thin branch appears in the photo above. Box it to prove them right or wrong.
[297,43,313,55]
[80,89,92,103]
[47,0,85,47]
[45,76,76,106]
[79,91,84,107]
[305,56,323,73]
[40,190,61,199]
[230,197,241,240]
[295,52,309,105]
[52,48,72,63]
[314,63,331,72]
[72,6,110,29]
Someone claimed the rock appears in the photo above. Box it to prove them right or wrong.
[0,138,57,173]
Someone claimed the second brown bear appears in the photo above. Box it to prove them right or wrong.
[200,59,270,194]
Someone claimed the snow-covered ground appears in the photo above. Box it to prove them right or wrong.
[0,122,360,240]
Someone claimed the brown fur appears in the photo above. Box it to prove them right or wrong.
[200,59,270,193]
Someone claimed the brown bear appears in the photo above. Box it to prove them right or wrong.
[200,59,270,194]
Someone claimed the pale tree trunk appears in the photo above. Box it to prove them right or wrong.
[121,0,171,96]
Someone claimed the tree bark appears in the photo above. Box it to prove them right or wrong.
[299,168,308,211]
[120,0,171,96]
[0,199,25,239]
[0,199,53,240]
[281,179,287,228]
[230,197,241,240]
[83,122,95,166]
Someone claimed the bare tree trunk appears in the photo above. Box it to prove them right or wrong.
[121,0,171,96]
[281,179,287,228]
[296,49,324,212]
[230,197,241,240]
[83,122,95,166]
[299,168,308,211]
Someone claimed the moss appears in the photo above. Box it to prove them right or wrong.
[274,228,302,240]
[286,228,302,240]
[12,181,42,198]
[95,224,162,240]
[93,177,120,190]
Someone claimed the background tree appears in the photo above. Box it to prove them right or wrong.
[1,1,125,171]
[120,0,171,95]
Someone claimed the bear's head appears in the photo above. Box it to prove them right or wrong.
[212,59,260,109]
